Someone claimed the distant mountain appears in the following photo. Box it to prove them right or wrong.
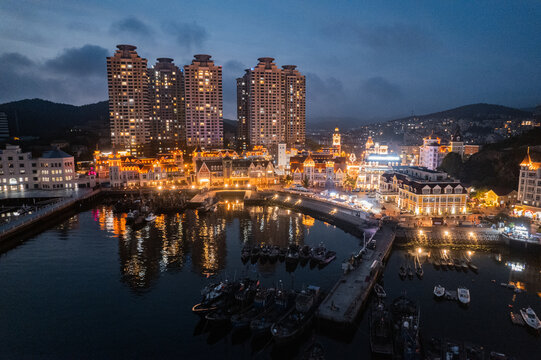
[391,103,532,123]
[0,98,108,137]
[308,116,371,130]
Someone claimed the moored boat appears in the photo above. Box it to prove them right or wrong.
[399,266,407,279]
[318,250,336,267]
[231,288,274,329]
[144,212,157,222]
[271,286,321,344]
[457,287,470,305]
[391,295,421,359]
[250,287,293,335]
[433,284,445,298]
[302,342,325,360]
[520,306,541,330]
[285,244,300,264]
[269,245,280,263]
[407,265,414,279]
[374,283,386,298]
[310,243,326,265]
[369,301,393,356]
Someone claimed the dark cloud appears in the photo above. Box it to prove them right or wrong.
[0,53,34,69]
[361,76,402,101]
[306,72,344,100]
[0,46,107,105]
[110,17,153,37]
[163,21,208,49]
[44,45,108,77]
[320,22,437,55]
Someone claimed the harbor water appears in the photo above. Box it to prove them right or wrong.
[0,204,539,359]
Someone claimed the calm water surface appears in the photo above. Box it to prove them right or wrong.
[0,204,540,359]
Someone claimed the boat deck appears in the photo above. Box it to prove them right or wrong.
[317,224,396,325]
[510,312,525,326]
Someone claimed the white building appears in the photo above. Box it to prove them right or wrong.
[419,134,443,170]
[38,148,76,190]
[0,145,76,192]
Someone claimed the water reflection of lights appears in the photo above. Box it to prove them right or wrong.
[506,262,525,272]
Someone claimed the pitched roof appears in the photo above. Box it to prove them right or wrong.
[41,148,72,159]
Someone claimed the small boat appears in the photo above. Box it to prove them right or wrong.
[453,258,462,271]
[230,288,274,329]
[457,287,470,305]
[433,284,445,298]
[520,306,541,330]
[416,265,423,279]
[407,265,414,279]
[374,283,387,298]
[259,245,271,263]
[391,296,421,359]
[467,262,478,272]
[250,288,293,335]
[144,213,157,222]
[460,260,469,272]
[433,257,440,269]
[399,266,406,279]
[126,210,138,222]
[318,250,336,267]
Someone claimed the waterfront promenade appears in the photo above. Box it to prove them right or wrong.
[0,189,100,243]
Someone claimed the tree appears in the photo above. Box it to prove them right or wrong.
[343,175,357,190]
[302,177,310,188]
[438,152,462,178]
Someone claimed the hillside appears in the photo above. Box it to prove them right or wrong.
[391,103,532,124]
[0,99,108,137]
[439,128,541,191]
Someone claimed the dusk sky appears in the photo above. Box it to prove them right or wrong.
[1,0,540,123]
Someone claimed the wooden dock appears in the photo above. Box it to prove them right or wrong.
[317,223,396,325]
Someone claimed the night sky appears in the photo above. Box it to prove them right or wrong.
[1,0,540,123]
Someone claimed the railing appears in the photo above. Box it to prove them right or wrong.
[0,189,100,236]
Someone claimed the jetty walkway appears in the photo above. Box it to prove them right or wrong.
[317,223,396,325]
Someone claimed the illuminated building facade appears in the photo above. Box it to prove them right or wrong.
[183,54,223,148]
[379,166,468,215]
[93,150,184,188]
[332,128,341,155]
[290,153,347,187]
[192,146,276,186]
[517,149,541,218]
[237,58,305,147]
[148,58,184,154]
[107,45,149,157]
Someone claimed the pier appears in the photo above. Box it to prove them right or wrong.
[317,223,396,326]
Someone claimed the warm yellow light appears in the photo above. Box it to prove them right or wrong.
[419,230,423,235]
[467,251,472,256]
[469,232,474,237]
[444,231,449,236]
[417,247,422,254]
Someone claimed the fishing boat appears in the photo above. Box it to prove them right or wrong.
[250,245,261,262]
[433,284,445,298]
[520,306,541,330]
[206,280,258,323]
[271,286,321,344]
[250,287,293,335]
[269,245,280,263]
[310,243,326,265]
[241,245,251,263]
[260,245,271,263]
[374,283,387,298]
[126,210,138,222]
[369,301,393,356]
[399,265,407,279]
[285,244,300,264]
[318,250,336,267]
[144,212,157,222]
[278,247,287,262]
[391,296,421,359]
[460,260,469,272]
[299,245,312,264]
[453,258,462,271]
[230,288,274,329]
[192,281,235,316]
[457,287,470,305]
[443,339,463,360]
